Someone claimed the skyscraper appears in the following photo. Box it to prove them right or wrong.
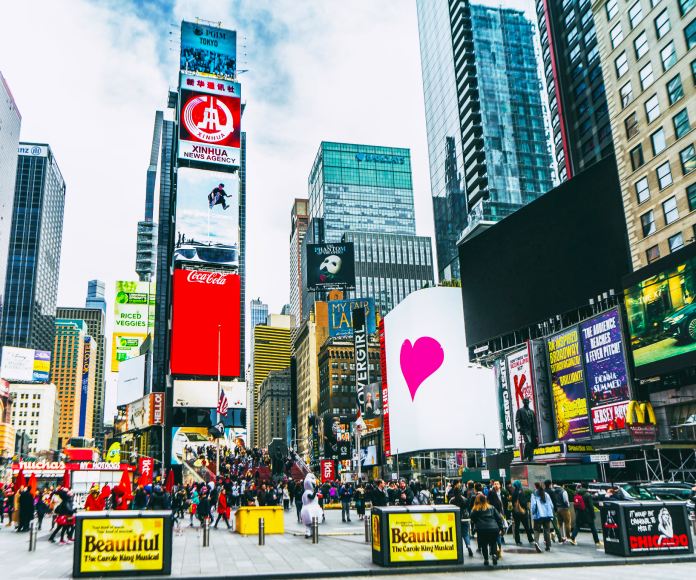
[289,198,309,328]
[85,280,106,314]
[308,142,416,243]
[536,0,613,182]
[250,298,269,328]
[0,143,65,352]
[417,1,554,279]
[0,72,21,322]
[136,111,162,282]
[56,306,106,450]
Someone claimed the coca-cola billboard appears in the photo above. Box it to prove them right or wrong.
[170,269,241,377]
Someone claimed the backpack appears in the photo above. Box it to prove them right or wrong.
[551,488,568,509]
[573,493,586,511]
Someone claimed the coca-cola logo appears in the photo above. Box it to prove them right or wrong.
[186,271,229,285]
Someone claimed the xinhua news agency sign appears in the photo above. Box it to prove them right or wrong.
[353,307,369,416]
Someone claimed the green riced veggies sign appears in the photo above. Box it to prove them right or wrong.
[111,281,155,372]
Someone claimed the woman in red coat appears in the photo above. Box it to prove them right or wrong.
[84,486,105,511]
[214,488,231,529]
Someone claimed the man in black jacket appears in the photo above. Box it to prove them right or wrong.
[371,480,388,507]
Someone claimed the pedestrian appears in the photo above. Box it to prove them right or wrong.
[448,482,474,558]
[36,491,50,530]
[131,485,148,510]
[387,481,399,505]
[48,489,74,544]
[354,484,366,520]
[339,482,353,522]
[531,481,553,552]
[17,486,34,532]
[569,485,602,547]
[470,493,504,567]
[84,485,105,511]
[148,484,171,510]
[0,484,5,524]
[488,481,507,556]
[189,489,200,527]
[294,481,304,523]
[197,489,212,527]
[371,480,388,507]
[511,480,534,545]
[214,488,231,529]
[549,481,571,543]
[396,479,414,506]
[282,484,290,511]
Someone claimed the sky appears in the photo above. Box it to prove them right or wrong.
[0,0,536,420]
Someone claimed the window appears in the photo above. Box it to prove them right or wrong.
[655,10,670,39]
[629,1,644,28]
[635,177,650,203]
[606,0,618,20]
[667,75,685,105]
[570,44,581,62]
[673,108,691,138]
[661,42,677,72]
[686,19,696,49]
[620,82,634,107]
[611,23,624,48]
[668,233,684,252]
[680,0,696,16]
[680,144,696,173]
[692,60,696,84]
[634,32,649,59]
[651,128,667,155]
[640,63,654,89]
[615,52,629,78]
[641,210,656,237]
[625,112,639,138]
[657,161,673,188]
[630,144,645,170]
[663,196,679,224]
[645,94,661,122]
[687,183,696,210]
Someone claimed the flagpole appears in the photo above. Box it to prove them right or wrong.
[217,324,221,476]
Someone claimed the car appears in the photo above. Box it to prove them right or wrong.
[663,302,696,343]
[642,482,695,519]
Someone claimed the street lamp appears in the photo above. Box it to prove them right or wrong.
[476,433,487,468]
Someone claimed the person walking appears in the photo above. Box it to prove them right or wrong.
[551,482,572,543]
[543,480,562,543]
[339,482,353,522]
[17,486,34,532]
[470,493,505,567]
[511,480,534,545]
[488,481,506,557]
[36,491,50,530]
[214,488,231,529]
[531,481,554,552]
[48,489,73,544]
[396,479,414,506]
[189,489,200,527]
[294,481,304,523]
[148,485,171,510]
[354,484,366,520]
[448,482,474,558]
[282,484,290,511]
[371,480,388,507]
[197,489,212,527]
[569,485,602,547]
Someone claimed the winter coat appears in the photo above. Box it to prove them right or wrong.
[148,490,171,510]
[84,492,105,511]
[217,493,230,518]
[531,491,554,521]
[371,487,388,507]
[471,507,504,532]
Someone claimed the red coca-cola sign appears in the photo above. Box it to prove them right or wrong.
[170,269,241,377]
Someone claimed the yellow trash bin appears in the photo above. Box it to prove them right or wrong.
[235,506,285,535]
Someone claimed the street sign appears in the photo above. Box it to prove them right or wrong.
[391,472,398,481]
[589,454,609,463]
[481,469,490,480]
[609,460,626,469]
[499,468,506,477]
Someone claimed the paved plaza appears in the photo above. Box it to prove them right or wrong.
[0,507,694,579]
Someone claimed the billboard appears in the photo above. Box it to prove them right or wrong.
[174,168,239,269]
[180,21,236,78]
[112,281,155,372]
[495,359,515,449]
[172,380,245,408]
[354,307,368,417]
[170,270,241,377]
[78,338,91,437]
[328,298,376,337]
[624,246,696,378]
[547,327,590,440]
[116,354,146,407]
[360,444,379,467]
[178,73,241,168]
[381,288,500,456]
[506,344,536,445]
[305,243,355,290]
[323,415,351,460]
[579,308,632,434]
[125,393,165,431]
[171,426,246,483]
[0,346,51,382]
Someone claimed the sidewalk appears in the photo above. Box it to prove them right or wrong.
[0,508,694,579]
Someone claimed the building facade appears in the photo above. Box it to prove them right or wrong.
[416,1,554,279]
[56,306,106,450]
[257,367,291,448]
[250,298,269,328]
[0,143,65,352]
[289,198,309,329]
[342,231,435,316]
[85,280,106,314]
[9,382,59,453]
[536,0,614,182]
[0,72,21,322]
[308,142,416,243]
[592,0,696,268]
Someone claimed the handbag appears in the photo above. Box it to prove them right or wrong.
[56,515,68,526]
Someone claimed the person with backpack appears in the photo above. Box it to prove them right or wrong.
[569,485,602,547]
[551,482,571,543]
[543,480,562,542]
[448,482,474,558]
[511,480,534,545]
[531,482,554,552]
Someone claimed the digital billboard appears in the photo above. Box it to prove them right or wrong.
[0,347,51,382]
[111,281,155,372]
[170,270,241,377]
[178,73,241,168]
[172,380,245,408]
[171,426,246,484]
[323,414,351,460]
[180,21,236,78]
[624,245,696,378]
[78,338,91,437]
[579,308,632,434]
[328,298,376,337]
[125,393,165,431]
[175,168,239,269]
[380,288,500,456]
[305,243,355,290]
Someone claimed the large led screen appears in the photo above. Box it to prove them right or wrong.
[305,243,355,290]
[170,270,240,377]
[180,21,236,78]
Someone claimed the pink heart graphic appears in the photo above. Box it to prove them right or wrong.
[400,337,444,401]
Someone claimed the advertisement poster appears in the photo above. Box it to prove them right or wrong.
[360,444,379,467]
[506,345,536,444]
[78,338,91,437]
[626,504,692,554]
[172,380,245,408]
[0,346,51,382]
[354,307,368,417]
[305,243,355,290]
[372,513,381,552]
[178,73,241,168]
[180,21,236,78]
[112,281,155,372]
[363,382,382,431]
[79,517,165,574]
[387,512,459,563]
[329,298,376,337]
[171,426,246,484]
[580,308,632,433]
[320,459,335,483]
[323,415,351,460]
[495,359,515,449]
[175,168,239,269]
[170,270,240,377]
[547,327,590,440]
[126,393,165,431]
[624,252,696,377]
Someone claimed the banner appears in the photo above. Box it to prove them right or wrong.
[0,346,51,382]
[320,459,335,483]
[78,338,91,437]
[353,307,368,417]
[495,359,514,449]
[506,345,535,444]
[379,319,391,457]
[329,298,376,337]
[387,511,459,563]
[112,281,155,372]
[305,243,355,290]
[580,308,632,434]
[137,457,154,486]
[180,21,236,78]
[626,504,693,554]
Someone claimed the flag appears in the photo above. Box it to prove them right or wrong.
[164,469,175,493]
[28,473,38,496]
[119,470,133,500]
[62,468,71,489]
[217,389,228,416]
[15,468,26,488]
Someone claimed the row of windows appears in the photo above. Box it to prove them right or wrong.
[629,109,692,172]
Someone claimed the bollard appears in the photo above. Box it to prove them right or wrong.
[311,516,319,544]
[258,517,265,545]
[202,517,210,547]
[29,520,37,552]
[364,513,372,543]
